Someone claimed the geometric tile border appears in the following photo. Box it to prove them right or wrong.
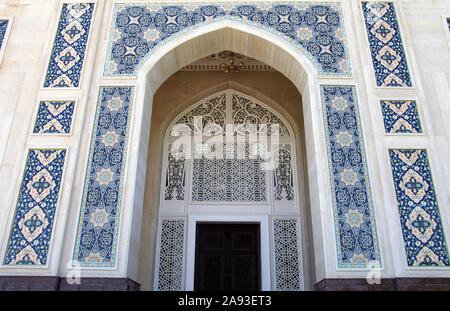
[43,3,94,88]
[321,85,381,268]
[389,149,449,267]
[3,149,67,265]
[72,86,134,267]
[362,2,412,87]
[104,2,352,78]
[380,100,422,134]
[33,101,75,134]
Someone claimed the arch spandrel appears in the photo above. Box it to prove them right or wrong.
[104,2,352,78]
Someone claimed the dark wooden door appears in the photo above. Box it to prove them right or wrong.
[194,223,260,291]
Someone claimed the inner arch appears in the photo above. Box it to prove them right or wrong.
[126,22,325,291]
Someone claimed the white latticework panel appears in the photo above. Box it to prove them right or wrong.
[157,219,185,291]
[192,143,266,202]
[173,92,226,134]
[232,93,290,136]
[164,145,186,200]
[273,218,304,291]
[274,144,294,201]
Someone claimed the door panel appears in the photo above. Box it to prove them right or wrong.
[194,224,260,291]
[200,255,225,291]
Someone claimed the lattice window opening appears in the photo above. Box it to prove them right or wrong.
[164,144,187,201]
[157,219,185,291]
[164,91,296,204]
[192,140,275,160]
[273,218,304,291]
[191,143,267,202]
[273,144,295,201]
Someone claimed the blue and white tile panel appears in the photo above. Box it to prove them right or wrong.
[320,85,381,268]
[380,100,422,134]
[389,149,449,267]
[361,2,412,87]
[104,2,352,78]
[0,19,9,51]
[72,86,134,267]
[33,101,75,134]
[3,149,67,265]
[43,3,95,88]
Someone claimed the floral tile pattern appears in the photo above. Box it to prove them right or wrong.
[3,150,66,265]
[389,149,449,266]
[362,2,412,87]
[0,19,9,50]
[104,2,352,78]
[321,85,381,268]
[73,86,134,267]
[380,100,422,134]
[33,101,75,134]
[43,3,94,88]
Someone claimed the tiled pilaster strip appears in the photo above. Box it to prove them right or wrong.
[389,149,449,266]
[361,2,412,87]
[320,85,381,268]
[0,19,9,50]
[73,86,134,267]
[43,3,94,88]
[3,150,67,265]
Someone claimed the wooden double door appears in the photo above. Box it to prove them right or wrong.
[194,223,261,291]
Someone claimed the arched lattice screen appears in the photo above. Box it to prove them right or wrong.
[165,90,293,203]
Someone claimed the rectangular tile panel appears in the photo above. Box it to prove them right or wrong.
[361,2,412,87]
[33,101,75,134]
[321,85,381,268]
[43,3,94,88]
[389,149,449,266]
[72,86,133,267]
[4,149,66,265]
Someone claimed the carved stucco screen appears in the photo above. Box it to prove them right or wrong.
[103,2,352,78]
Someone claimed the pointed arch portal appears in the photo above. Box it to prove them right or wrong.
[67,3,381,291]
[156,88,303,290]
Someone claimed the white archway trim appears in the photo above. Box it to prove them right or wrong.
[119,22,329,286]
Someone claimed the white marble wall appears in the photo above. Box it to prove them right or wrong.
[0,0,448,288]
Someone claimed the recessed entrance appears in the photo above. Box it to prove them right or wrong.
[152,85,305,291]
[194,223,260,291]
